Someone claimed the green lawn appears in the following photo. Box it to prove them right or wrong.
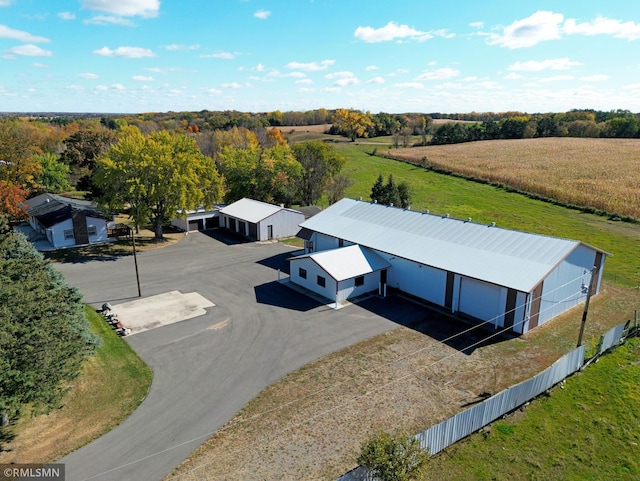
[425,337,640,481]
[332,143,640,288]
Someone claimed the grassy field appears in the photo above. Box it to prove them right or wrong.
[0,306,152,464]
[425,336,640,481]
[330,142,640,289]
[385,137,640,220]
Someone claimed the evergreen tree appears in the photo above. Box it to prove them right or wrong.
[384,174,401,207]
[370,173,385,203]
[397,181,412,209]
[0,218,98,429]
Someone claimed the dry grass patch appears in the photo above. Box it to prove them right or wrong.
[168,283,638,481]
[386,138,640,220]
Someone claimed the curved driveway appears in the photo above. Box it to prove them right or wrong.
[55,232,428,481]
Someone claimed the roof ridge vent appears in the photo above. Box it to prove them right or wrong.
[467,217,472,222]
[445,213,450,218]
[491,221,496,227]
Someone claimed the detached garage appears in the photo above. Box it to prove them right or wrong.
[294,198,609,334]
[219,198,305,241]
[289,245,390,304]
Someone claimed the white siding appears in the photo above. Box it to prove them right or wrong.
[381,254,447,306]
[537,244,594,326]
[457,277,507,326]
[171,217,188,231]
[289,257,338,302]
[312,232,339,251]
[512,291,528,334]
[257,209,304,240]
[49,218,75,248]
[86,216,109,243]
[336,271,380,302]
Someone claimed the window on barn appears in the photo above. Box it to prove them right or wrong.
[354,276,364,287]
[299,267,307,279]
[317,275,326,288]
[338,238,344,247]
[63,229,74,240]
[87,225,97,236]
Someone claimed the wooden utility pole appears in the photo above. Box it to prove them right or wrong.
[132,229,141,297]
[577,266,598,347]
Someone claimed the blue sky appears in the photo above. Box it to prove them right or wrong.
[1,0,639,114]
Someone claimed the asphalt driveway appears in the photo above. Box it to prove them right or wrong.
[55,231,430,481]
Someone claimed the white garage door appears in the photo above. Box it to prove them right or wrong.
[458,277,503,322]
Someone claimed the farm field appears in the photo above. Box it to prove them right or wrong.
[332,142,640,289]
[385,137,640,220]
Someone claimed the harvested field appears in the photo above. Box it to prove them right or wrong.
[168,284,638,481]
[385,138,640,220]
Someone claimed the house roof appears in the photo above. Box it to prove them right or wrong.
[292,244,390,282]
[23,193,105,227]
[219,198,302,223]
[298,198,608,293]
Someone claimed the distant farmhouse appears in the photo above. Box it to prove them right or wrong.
[22,193,112,250]
[291,198,608,334]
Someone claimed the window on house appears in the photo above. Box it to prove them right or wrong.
[354,276,364,287]
[306,241,314,252]
[299,267,307,279]
[87,225,97,236]
[317,275,326,288]
[63,229,74,240]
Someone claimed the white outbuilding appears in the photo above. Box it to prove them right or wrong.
[219,198,306,241]
[293,198,609,334]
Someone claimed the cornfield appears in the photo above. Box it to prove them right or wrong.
[388,138,640,220]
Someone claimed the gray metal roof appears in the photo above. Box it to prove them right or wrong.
[292,245,390,281]
[219,198,301,223]
[299,198,600,293]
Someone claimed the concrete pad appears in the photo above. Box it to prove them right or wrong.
[112,290,215,335]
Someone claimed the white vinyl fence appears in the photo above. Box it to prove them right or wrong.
[337,319,636,481]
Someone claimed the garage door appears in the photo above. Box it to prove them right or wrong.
[458,277,503,322]
[188,219,203,231]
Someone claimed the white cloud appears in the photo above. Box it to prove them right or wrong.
[393,82,424,89]
[580,74,609,82]
[206,88,222,95]
[469,21,484,29]
[487,11,563,49]
[322,87,341,93]
[416,67,460,80]
[563,16,640,40]
[132,75,154,81]
[365,65,379,71]
[221,82,244,89]
[354,21,432,43]
[145,67,178,74]
[77,72,100,79]
[508,57,582,72]
[368,76,385,84]
[334,77,360,87]
[9,44,52,57]
[539,75,574,82]
[31,62,47,68]
[81,0,160,18]
[285,60,334,71]
[0,0,13,6]
[200,51,235,59]
[164,44,200,51]
[254,10,271,20]
[255,63,265,72]
[324,71,354,79]
[58,12,76,20]
[0,25,50,43]
[85,15,135,26]
[296,78,313,85]
[504,72,523,80]
[297,87,315,93]
[93,46,155,58]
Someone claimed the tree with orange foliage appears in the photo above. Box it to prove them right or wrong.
[0,182,28,221]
